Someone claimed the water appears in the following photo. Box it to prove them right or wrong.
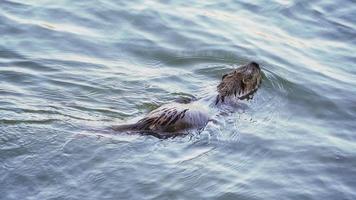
[1,0,355,199]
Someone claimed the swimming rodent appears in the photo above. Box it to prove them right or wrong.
[112,62,262,138]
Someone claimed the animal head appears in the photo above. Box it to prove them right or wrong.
[216,62,262,104]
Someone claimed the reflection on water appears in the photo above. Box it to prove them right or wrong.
[1,0,355,199]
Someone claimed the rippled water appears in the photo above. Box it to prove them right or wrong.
[1,0,355,199]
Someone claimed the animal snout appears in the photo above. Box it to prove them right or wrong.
[249,61,260,70]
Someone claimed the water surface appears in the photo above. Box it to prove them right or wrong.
[1,0,356,199]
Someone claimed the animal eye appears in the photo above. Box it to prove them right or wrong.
[243,75,253,84]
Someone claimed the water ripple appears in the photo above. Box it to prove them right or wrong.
[1,0,355,199]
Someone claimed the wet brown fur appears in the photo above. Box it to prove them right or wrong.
[112,107,191,133]
[113,62,262,137]
[216,62,262,104]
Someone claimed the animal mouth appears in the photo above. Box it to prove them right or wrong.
[237,81,261,100]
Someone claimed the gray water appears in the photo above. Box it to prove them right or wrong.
[1,0,356,199]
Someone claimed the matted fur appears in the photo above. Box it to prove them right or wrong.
[112,62,262,137]
[216,62,262,104]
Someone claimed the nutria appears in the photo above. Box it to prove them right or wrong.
[112,62,262,138]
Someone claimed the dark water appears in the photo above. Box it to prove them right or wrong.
[1,0,355,199]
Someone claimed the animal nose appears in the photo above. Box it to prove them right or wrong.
[249,61,260,69]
